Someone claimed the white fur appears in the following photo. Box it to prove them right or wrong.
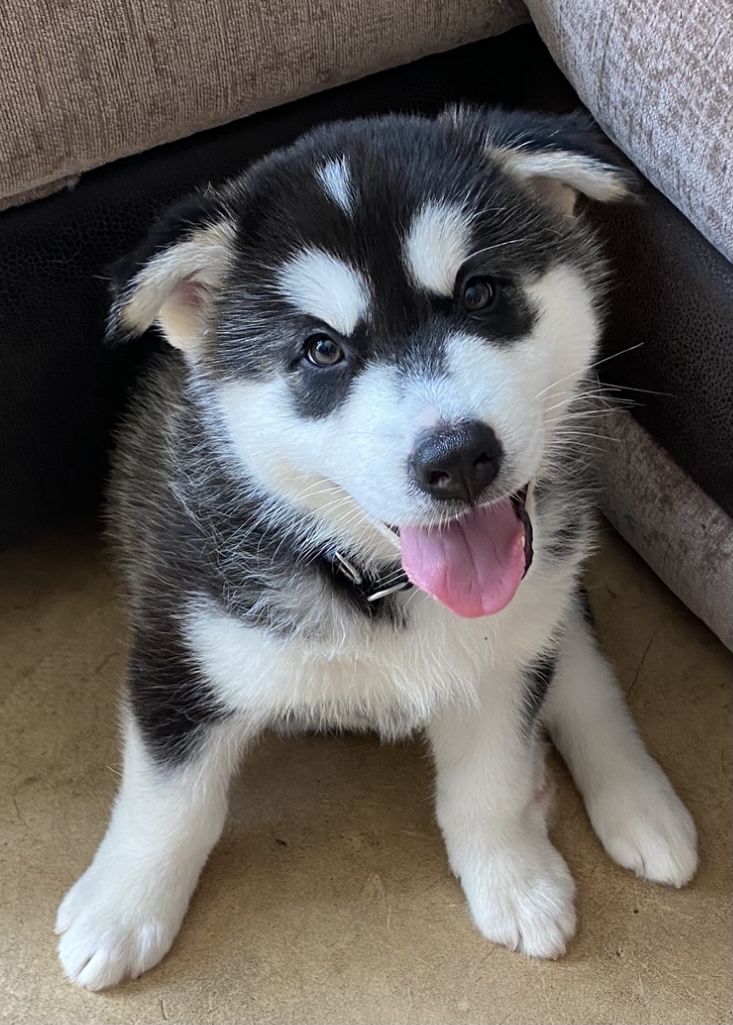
[214,377,400,568]
[183,550,572,731]
[118,219,236,350]
[429,697,577,958]
[542,603,698,887]
[492,146,631,204]
[316,157,355,214]
[526,264,601,414]
[403,201,471,295]
[56,716,240,990]
[277,248,369,335]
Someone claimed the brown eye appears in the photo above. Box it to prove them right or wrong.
[305,334,344,367]
[461,277,497,312]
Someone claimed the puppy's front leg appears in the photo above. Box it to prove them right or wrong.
[428,672,575,958]
[542,593,697,886]
[57,642,243,990]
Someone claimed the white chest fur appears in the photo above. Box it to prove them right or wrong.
[184,563,575,738]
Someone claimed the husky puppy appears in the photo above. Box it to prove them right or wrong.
[56,107,697,990]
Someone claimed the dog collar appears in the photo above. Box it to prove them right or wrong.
[326,550,413,602]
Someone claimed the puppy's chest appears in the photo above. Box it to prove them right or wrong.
[186,591,496,735]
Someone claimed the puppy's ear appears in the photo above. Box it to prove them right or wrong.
[490,109,637,215]
[448,106,637,216]
[106,190,236,354]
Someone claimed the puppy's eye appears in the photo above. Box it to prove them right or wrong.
[304,334,344,367]
[460,276,497,312]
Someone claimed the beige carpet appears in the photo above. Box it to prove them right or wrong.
[1,525,731,1025]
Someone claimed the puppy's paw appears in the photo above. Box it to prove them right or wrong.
[56,863,187,990]
[460,836,576,959]
[588,768,698,888]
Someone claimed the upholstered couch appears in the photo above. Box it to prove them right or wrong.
[2,0,731,647]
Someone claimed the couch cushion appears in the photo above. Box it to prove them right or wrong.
[0,0,527,210]
[527,0,733,263]
[598,411,733,653]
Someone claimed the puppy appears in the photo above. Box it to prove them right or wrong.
[56,107,697,990]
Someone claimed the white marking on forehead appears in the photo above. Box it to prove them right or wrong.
[316,157,355,214]
[403,201,471,296]
[277,248,369,336]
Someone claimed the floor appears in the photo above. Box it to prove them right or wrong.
[1,525,731,1025]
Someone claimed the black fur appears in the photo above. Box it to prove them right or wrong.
[544,519,585,562]
[523,650,557,730]
[578,584,597,628]
[128,619,230,765]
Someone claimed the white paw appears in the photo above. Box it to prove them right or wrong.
[459,835,576,959]
[56,862,187,990]
[588,766,698,887]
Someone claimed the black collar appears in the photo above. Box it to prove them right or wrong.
[323,550,413,603]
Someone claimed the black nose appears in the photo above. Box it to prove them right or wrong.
[411,421,502,503]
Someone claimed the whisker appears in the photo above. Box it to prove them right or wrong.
[551,428,618,442]
[546,409,626,424]
[535,343,645,400]
[602,382,676,398]
[546,436,605,452]
[464,238,527,261]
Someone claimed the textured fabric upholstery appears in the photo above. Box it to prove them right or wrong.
[598,411,733,652]
[527,0,733,262]
[0,0,527,209]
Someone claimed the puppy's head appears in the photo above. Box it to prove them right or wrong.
[110,108,633,617]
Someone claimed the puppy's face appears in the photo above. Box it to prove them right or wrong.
[113,109,632,615]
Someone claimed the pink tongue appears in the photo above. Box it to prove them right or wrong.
[400,500,526,618]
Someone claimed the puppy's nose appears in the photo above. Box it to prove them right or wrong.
[411,421,502,503]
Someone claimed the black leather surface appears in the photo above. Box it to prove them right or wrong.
[2,24,731,544]
[599,193,733,513]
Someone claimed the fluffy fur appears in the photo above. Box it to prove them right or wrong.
[57,107,697,990]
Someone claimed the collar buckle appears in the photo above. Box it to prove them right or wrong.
[329,549,413,602]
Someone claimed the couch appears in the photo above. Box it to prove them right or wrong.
[2,0,731,648]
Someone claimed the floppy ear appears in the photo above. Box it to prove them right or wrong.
[449,107,637,216]
[106,191,236,353]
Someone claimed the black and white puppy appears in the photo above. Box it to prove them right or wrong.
[56,108,697,990]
